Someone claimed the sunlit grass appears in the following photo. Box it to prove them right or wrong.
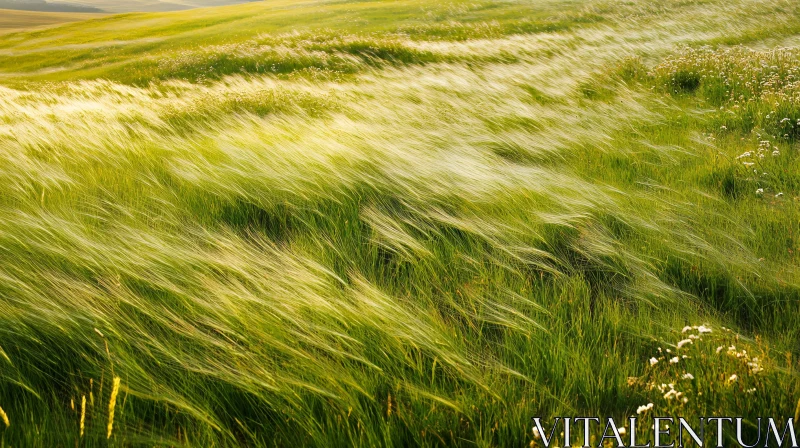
[0,0,798,446]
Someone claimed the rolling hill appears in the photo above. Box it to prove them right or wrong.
[0,0,101,12]
[0,0,798,446]
[0,0,255,12]
[0,8,103,33]
[70,0,257,12]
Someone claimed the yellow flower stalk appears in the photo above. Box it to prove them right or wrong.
[795,397,800,425]
[107,377,121,439]
[80,395,86,437]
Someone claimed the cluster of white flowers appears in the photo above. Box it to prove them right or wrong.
[747,358,764,374]
[719,345,763,372]
[642,324,772,411]
[682,324,711,335]
[636,403,654,414]
[737,140,783,177]
[654,46,800,157]
[650,326,711,370]
[659,383,688,403]
[727,345,746,358]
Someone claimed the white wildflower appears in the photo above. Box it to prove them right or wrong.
[649,357,659,366]
[669,357,680,364]
[677,339,693,349]
[636,403,654,414]
[747,361,763,374]
[682,373,694,380]
[664,389,683,400]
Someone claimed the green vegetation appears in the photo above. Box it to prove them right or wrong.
[0,9,103,34]
[0,0,101,13]
[0,0,798,446]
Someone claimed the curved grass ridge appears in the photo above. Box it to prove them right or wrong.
[0,0,799,445]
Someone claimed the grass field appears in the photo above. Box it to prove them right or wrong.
[0,0,249,13]
[0,9,103,34]
[55,0,252,14]
[0,0,799,446]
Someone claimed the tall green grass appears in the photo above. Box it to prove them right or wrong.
[0,0,799,446]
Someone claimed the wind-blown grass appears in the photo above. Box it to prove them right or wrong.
[0,0,799,446]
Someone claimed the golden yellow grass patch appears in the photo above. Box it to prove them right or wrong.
[0,9,104,34]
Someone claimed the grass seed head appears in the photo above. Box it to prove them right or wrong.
[107,377,121,439]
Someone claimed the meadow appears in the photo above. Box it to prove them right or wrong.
[32,0,256,14]
[0,9,103,34]
[0,0,799,446]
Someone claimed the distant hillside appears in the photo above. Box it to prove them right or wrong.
[0,0,102,12]
[0,9,102,33]
[28,0,255,12]
[0,0,256,12]
[1,0,800,447]
[71,0,193,12]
